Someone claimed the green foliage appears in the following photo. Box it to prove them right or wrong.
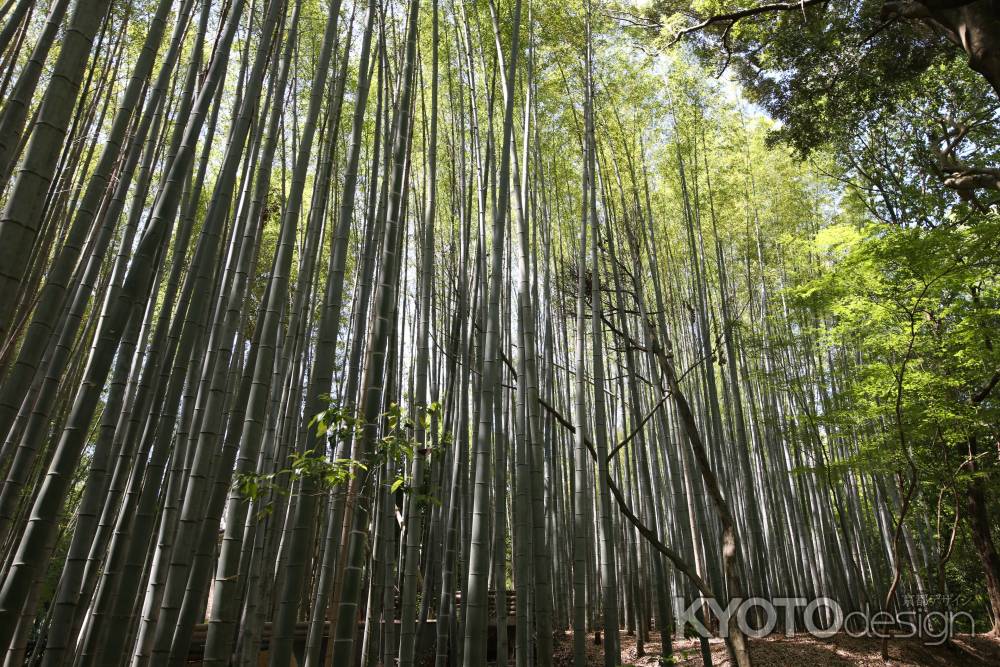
[234,400,368,512]
[648,1,950,150]
[785,190,1000,617]
[309,395,365,439]
[377,401,446,507]
[233,398,450,513]
[643,0,1000,224]
[233,450,367,504]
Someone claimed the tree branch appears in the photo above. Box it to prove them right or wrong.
[972,368,1000,404]
[537,396,717,600]
[606,392,669,461]
[668,0,830,47]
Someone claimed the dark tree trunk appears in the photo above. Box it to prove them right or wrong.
[965,436,1000,634]
[885,0,1000,96]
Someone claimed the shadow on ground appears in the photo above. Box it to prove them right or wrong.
[550,630,1000,666]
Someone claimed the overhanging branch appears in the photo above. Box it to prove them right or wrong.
[668,0,830,47]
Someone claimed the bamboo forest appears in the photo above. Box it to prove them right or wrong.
[1,0,1000,665]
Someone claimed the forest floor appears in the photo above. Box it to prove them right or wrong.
[550,630,1000,666]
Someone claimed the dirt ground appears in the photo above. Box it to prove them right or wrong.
[550,630,1000,666]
